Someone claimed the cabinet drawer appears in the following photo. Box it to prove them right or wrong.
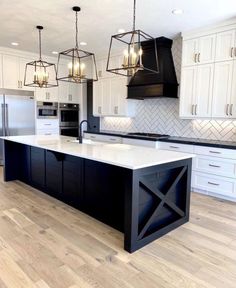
[158,142,194,153]
[36,119,59,130]
[36,129,59,136]
[193,155,236,178]
[122,138,157,148]
[194,145,236,160]
[192,172,236,197]
[84,133,122,143]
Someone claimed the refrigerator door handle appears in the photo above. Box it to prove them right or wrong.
[5,103,9,136]
[1,103,6,136]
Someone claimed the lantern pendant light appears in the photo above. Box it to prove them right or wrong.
[56,6,98,84]
[24,26,58,88]
[106,0,159,77]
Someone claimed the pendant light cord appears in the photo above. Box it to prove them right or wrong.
[39,29,42,60]
[133,0,136,31]
[75,10,79,48]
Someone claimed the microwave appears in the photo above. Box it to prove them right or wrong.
[37,102,58,119]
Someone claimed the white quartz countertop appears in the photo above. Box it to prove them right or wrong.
[1,135,195,170]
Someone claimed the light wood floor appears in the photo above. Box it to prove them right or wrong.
[0,168,236,288]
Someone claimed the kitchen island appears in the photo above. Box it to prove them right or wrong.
[1,135,194,253]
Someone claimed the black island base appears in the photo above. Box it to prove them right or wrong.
[3,140,192,253]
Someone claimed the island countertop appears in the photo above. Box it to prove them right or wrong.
[1,135,195,170]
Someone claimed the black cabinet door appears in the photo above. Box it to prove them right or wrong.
[63,155,83,208]
[83,159,125,231]
[31,147,45,190]
[45,150,64,198]
[18,144,31,184]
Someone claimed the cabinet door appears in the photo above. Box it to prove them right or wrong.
[58,81,69,103]
[68,83,80,104]
[31,147,45,190]
[198,34,216,64]
[0,54,3,88]
[2,55,20,89]
[45,150,63,198]
[101,78,111,115]
[19,57,35,91]
[215,29,235,62]
[63,155,83,208]
[195,64,214,117]
[182,39,198,66]
[35,87,58,102]
[110,77,127,116]
[230,60,236,118]
[179,66,197,118]
[93,80,102,116]
[212,61,233,118]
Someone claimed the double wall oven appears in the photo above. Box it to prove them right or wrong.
[59,103,79,137]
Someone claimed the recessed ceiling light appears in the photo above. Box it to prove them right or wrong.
[118,28,125,33]
[172,9,183,15]
[80,41,87,46]
[52,51,58,55]
[11,42,19,46]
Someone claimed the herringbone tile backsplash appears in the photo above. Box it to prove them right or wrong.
[101,37,236,141]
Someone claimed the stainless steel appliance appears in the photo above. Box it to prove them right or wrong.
[59,103,79,137]
[0,88,35,165]
[37,101,58,119]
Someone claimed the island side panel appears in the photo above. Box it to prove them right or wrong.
[124,158,192,253]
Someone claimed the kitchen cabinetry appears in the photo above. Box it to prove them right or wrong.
[215,29,236,62]
[31,147,45,190]
[35,87,59,102]
[84,133,122,143]
[36,119,59,136]
[0,54,2,88]
[2,54,34,90]
[180,64,214,118]
[182,34,216,66]
[180,21,236,119]
[93,56,136,117]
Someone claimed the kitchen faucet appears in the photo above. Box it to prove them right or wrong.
[78,120,91,143]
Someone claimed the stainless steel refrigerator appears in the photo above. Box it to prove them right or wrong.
[0,88,35,165]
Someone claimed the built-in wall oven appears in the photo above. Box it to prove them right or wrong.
[37,102,58,119]
[59,103,79,137]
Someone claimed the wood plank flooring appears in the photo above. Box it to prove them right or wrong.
[0,167,236,288]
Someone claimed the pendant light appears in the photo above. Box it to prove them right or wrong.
[24,26,58,88]
[106,0,159,77]
[56,6,98,84]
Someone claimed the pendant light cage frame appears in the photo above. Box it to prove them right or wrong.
[107,29,159,77]
[24,26,58,88]
[56,6,98,84]
[106,0,159,77]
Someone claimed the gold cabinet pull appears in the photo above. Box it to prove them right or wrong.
[195,104,197,115]
[226,104,229,116]
[230,104,233,116]
[194,53,197,63]
[191,104,194,115]
[198,53,200,63]
[231,47,234,58]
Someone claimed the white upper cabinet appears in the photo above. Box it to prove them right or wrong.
[93,56,136,117]
[180,64,213,118]
[215,29,236,62]
[0,54,2,88]
[35,87,58,102]
[212,61,233,118]
[198,35,216,64]
[2,54,35,90]
[180,20,236,119]
[2,55,20,89]
[182,34,216,66]
[182,39,199,66]
[179,66,197,118]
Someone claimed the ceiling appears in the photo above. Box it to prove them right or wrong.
[0,0,236,57]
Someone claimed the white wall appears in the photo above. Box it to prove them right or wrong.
[101,37,236,141]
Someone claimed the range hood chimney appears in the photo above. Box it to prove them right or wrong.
[127,37,178,100]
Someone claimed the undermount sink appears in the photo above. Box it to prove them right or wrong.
[69,138,104,145]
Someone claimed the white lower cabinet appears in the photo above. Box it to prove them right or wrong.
[36,119,59,135]
[84,133,122,143]
[158,141,236,201]
[192,171,236,198]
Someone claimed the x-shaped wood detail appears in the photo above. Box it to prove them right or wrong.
[137,166,187,240]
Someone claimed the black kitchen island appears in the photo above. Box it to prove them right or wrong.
[2,135,193,253]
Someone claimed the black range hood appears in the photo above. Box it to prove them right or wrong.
[127,37,178,100]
